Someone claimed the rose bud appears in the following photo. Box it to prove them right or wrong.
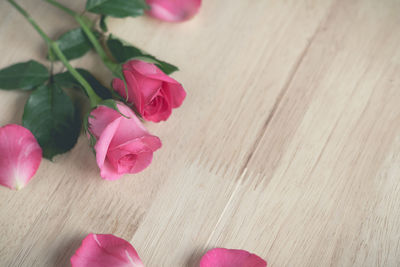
[146,0,201,22]
[71,233,144,267]
[0,124,42,190]
[112,60,186,123]
[88,103,162,180]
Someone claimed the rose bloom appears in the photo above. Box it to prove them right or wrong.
[88,103,161,180]
[112,60,186,123]
[145,0,202,22]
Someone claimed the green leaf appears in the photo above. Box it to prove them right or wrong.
[53,68,112,99]
[22,83,81,159]
[107,35,179,75]
[100,15,108,32]
[52,28,92,61]
[86,0,148,18]
[83,112,97,150]
[0,60,49,90]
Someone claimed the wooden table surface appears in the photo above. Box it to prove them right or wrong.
[1,0,400,266]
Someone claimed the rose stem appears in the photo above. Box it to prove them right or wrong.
[43,0,123,79]
[7,0,102,108]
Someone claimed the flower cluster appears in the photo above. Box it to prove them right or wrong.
[1,1,269,266]
[0,0,197,189]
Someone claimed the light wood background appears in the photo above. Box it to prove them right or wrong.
[1,0,400,266]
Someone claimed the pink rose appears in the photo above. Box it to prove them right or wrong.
[71,234,144,267]
[112,60,186,123]
[88,103,161,180]
[0,124,42,190]
[200,248,267,267]
[146,0,201,22]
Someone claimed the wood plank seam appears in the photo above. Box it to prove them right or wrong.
[198,3,340,261]
[236,1,332,185]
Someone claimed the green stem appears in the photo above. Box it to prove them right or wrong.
[51,43,101,106]
[44,0,122,78]
[8,0,101,107]
[76,16,115,69]
[8,0,52,44]
[43,0,76,16]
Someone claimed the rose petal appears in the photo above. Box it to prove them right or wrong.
[131,71,163,104]
[112,136,162,173]
[129,151,153,174]
[124,71,145,113]
[99,159,123,181]
[94,117,122,177]
[164,83,186,108]
[112,78,128,100]
[109,105,150,148]
[89,106,122,139]
[0,124,42,190]
[129,60,180,84]
[108,146,153,175]
[113,75,144,115]
[71,233,144,267]
[146,0,201,22]
[200,248,267,267]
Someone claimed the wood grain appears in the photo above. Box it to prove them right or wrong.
[0,0,399,266]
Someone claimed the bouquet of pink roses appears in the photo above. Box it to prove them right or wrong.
[0,1,267,266]
[0,0,195,188]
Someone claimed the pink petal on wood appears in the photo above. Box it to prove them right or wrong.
[146,0,202,22]
[200,248,267,267]
[0,124,42,190]
[71,234,144,267]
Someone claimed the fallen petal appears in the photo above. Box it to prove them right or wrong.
[146,0,201,22]
[71,233,144,267]
[0,124,42,190]
[200,248,267,267]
